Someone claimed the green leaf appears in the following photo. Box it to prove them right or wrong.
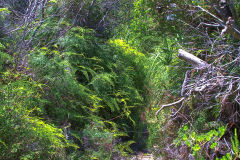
[193,144,201,151]
[0,138,6,148]
[0,8,11,13]
[234,128,239,155]
[114,132,128,137]
[210,142,218,149]
[196,135,204,142]
[199,134,204,142]
[183,125,189,131]
[218,126,227,137]
[49,0,57,3]
[231,136,236,154]
[191,132,196,139]
[0,42,5,49]
[213,130,219,137]
[205,131,213,141]
[183,134,188,141]
[226,153,231,160]
[221,156,227,160]
[186,141,191,147]
[124,140,135,153]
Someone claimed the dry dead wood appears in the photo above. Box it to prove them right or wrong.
[178,49,209,69]
[197,5,240,40]
[156,49,208,115]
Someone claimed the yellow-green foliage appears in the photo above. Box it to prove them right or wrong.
[176,125,227,159]
[0,8,10,12]
[0,43,12,71]
[110,39,146,88]
[0,75,68,159]
[110,39,145,60]
[26,26,149,157]
[0,104,67,159]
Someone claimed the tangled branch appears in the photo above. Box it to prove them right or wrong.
[156,49,240,120]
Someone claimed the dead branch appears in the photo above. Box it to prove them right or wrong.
[155,97,185,116]
[181,70,190,97]
[178,49,209,68]
[227,17,240,40]
[197,5,224,24]
[197,5,240,40]
[198,22,222,28]
[156,50,208,115]
[227,0,238,22]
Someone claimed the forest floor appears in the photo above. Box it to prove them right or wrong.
[130,152,161,160]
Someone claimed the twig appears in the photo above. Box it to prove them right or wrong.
[155,97,185,116]
[198,22,222,28]
[171,102,185,117]
[181,70,190,97]
[197,5,240,40]
[196,5,224,24]
[227,0,238,22]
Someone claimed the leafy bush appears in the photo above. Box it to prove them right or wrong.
[176,125,226,159]
[0,75,68,159]
[0,43,12,71]
[27,25,149,157]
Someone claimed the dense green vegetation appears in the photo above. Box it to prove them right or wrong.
[1,0,240,159]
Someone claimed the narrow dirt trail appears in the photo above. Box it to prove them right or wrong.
[130,153,162,160]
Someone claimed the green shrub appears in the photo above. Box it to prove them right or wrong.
[27,26,148,157]
[0,74,68,159]
[175,125,227,159]
[0,43,12,72]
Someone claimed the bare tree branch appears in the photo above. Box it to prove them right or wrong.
[155,97,186,116]
[181,70,190,97]
[197,5,240,40]
[178,49,209,68]
[227,0,238,22]
[197,5,224,24]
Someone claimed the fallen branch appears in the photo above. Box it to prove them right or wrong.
[178,49,209,68]
[197,5,224,24]
[155,50,208,115]
[227,18,240,40]
[197,5,240,40]
[181,70,190,97]
[155,97,185,116]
